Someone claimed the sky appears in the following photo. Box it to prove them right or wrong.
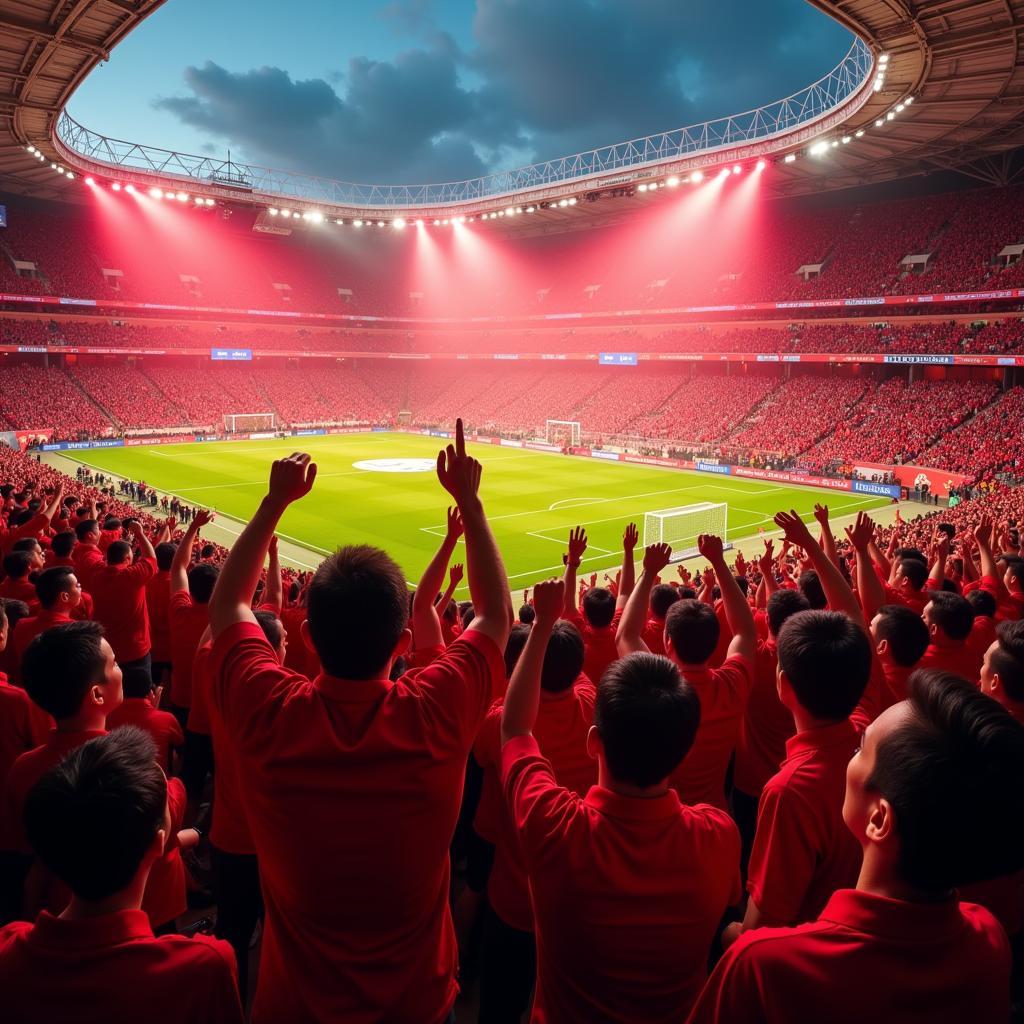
[69,0,853,186]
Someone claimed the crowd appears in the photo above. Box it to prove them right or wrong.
[0,423,1021,1023]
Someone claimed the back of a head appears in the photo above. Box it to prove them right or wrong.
[106,540,131,566]
[24,727,166,902]
[874,605,930,667]
[966,588,997,620]
[34,566,75,610]
[254,608,284,650]
[870,669,1024,892]
[595,653,701,788]
[518,603,536,625]
[188,562,220,604]
[3,551,31,580]
[767,588,811,639]
[200,543,216,560]
[664,599,719,665]
[75,518,98,543]
[650,583,680,621]
[12,537,40,555]
[541,620,585,693]
[23,620,107,720]
[1003,556,1024,589]
[102,516,121,533]
[154,541,176,571]
[899,557,928,593]
[990,620,1024,703]
[582,586,616,629]
[926,591,974,642]
[504,622,531,678]
[777,609,871,721]
[797,570,827,610]
[2,598,31,637]
[307,545,408,679]
[895,547,928,566]
[51,531,75,559]
[936,523,956,540]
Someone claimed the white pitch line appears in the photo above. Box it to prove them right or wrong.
[527,529,614,554]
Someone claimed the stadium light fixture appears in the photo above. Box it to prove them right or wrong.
[732,164,742,174]
[150,188,163,199]
[354,219,364,227]
[125,184,136,194]
[310,211,324,223]
[558,199,568,207]
[505,207,515,216]
[414,218,423,226]
[809,140,829,156]
[111,182,122,191]
[842,136,851,144]
[855,129,865,138]
[886,111,895,121]
[895,103,905,113]
[784,154,797,163]
[756,159,767,171]
[433,219,440,225]
[905,96,914,104]
[691,170,704,183]
[176,192,188,202]
[515,207,523,214]
[335,218,344,225]
[268,208,279,216]
[393,217,406,229]
[377,220,385,227]
[879,53,889,63]
[65,173,74,181]
[26,145,34,153]
[84,176,95,186]
[568,196,577,204]
[647,183,658,191]
[205,198,215,206]
[526,205,535,212]
[637,183,648,192]
[666,175,680,187]
[875,119,884,127]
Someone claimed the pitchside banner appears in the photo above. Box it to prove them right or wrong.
[853,462,971,499]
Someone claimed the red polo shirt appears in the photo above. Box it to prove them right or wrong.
[475,678,597,931]
[210,619,504,1024]
[734,636,794,798]
[71,542,104,586]
[669,654,753,809]
[0,577,38,608]
[565,608,622,685]
[168,591,209,708]
[881,577,928,615]
[0,909,242,1024]
[280,602,319,679]
[687,890,1010,1023]
[10,608,74,686]
[0,677,51,795]
[879,658,917,711]
[89,557,156,663]
[747,718,862,926]
[146,570,172,664]
[641,616,666,655]
[107,698,184,772]
[501,734,740,1022]
[980,575,1024,622]
[918,639,982,682]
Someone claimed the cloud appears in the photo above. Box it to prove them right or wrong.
[154,0,852,182]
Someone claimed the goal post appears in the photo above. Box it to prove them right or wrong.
[223,412,276,434]
[545,419,581,447]
[642,502,729,561]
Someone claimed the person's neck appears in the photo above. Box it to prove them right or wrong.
[790,708,844,735]
[61,875,149,921]
[856,849,951,904]
[597,762,668,799]
[56,711,106,734]
[930,632,959,649]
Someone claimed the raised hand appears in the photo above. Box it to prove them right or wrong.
[813,503,830,528]
[622,522,639,551]
[697,533,725,564]
[436,419,482,506]
[194,508,215,529]
[844,511,875,552]
[449,563,465,586]
[566,526,588,565]
[974,514,994,550]
[269,535,279,556]
[268,452,317,507]
[643,543,673,575]
[773,510,815,550]
[446,506,464,541]
[758,539,774,575]
[532,578,564,627]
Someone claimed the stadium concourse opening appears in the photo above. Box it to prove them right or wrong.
[2,0,1024,1020]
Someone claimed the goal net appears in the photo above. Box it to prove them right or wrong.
[223,413,276,434]
[642,502,729,561]
[545,419,581,447]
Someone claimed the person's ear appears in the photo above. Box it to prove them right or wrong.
[865,796,895,846]
[586,725,600,762]
[876,637,889,659]
[394,629,412,658]
[300,618,315,654]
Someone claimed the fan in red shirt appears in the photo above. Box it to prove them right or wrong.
[501,577,740,1022]
[106,676,184,774]
[0,551,38,609]
[147,539,176,687]
[688,670,1024,1023]
[71,518,104,585]
[919,590,982,680]
[617,534,757,810]
[973,513,1024,621]
[44,530,76,570]
[10,567,85,686]
[0,727,243,1024]
[206,424,513,1023]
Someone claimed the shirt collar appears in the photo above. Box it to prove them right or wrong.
[29,909,153,950]
[785,718,857,760]
[584,785,683,822]
[819,889,966,942]
[47,729,106,753]
[314,673,393,702]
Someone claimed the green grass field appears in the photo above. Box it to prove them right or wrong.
[62,433,891,593]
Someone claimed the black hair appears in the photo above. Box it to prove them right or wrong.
[2,551,31,580]
[504,623,531,679]
[797,570,827,610]
[936,523,956,539]
[254,609,284,651]
[154,542,176,571]
[24,727,166,902]
[34,567,76,609]
[664,599,719,665]
[22,621,109,721]
[200,544,216,560]
[895,547,928,565]
[766,588,811,638]
[106,541,132,566]
[677,586,697,600]
[51,531,75,559]
[75,519,98,542]
[898,557,928,592]
[925,591,974,642]
[581,587,616,629]
[518,604,536,624]
[650,583,681,620]
[187,563,220,604]
[1001,556,1024,587]
[990,620,1024,704]
[965,588,997,619]
[12,537,41,554]
[102,516,121,532]
[777,610,871,720]
[869,669,1024,892]
[874,605,930,667]
[307,545,408,679]
[2,598,30,637]
[594,653,701,788]
[541,620,585,693]
[734,575,749,597]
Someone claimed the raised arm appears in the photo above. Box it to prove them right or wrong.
[616,543,672,656]
[975,514,1008,599]
[615,523,639,611]
[561,526,587,617]
[170,510,213,595]
[755,539,776,609]
[813,503,839,567]
[927,532,950,590]
[155,515,176,547]
[436,419,513,648]
[437,563,463,610]
[501,579,563,743]
[698,534,756,665]
[42,484,64,526]
[412,507,463,650]
[264,535,283,611]
[843,512,885,622]
[210,453,317,637]
[129,519,156,563]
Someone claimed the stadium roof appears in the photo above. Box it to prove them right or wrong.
[0,0,1022,229]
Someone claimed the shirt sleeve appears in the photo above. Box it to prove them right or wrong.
[129,556,157,583]
[716,655,753,703]
[685,934,765,1024]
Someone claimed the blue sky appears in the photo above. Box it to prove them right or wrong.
[69,0,852,184]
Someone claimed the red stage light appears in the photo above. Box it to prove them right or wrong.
[111,182,122,191]
[84,177,95,186]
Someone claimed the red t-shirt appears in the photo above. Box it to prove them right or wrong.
[10,609,74,686]
[980,575,1024,622]
[733,637,794,798]
[107,698,184,772]
[641,616,666,655]
[280,603,319,679]
[169,591,210,708]
[474,679,597,931]
[0,577,38,608]
[918,639,982,682]
[878,658,917,711]
[669,654,753,809]
[747,719,863,926]
[687,890,1010,1024]
[146,570,173,664]
[881,577,928,615]
[565,608,622,685]
[210,619,504,1024]
[89,557,157,663]
[71,542,104,587]
[0,909,242,1024]
[501,734,740,1022]
[0,677,51,796]
[967,614,997,667]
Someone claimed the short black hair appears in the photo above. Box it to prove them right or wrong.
[12,537,40,554]
[664,599,719,665]
[595,653,701,788]
[518,604,536,625]
[990,620,1024,703]
[650,584,680,620]
[188,563,220,604]
[734,575,749,598]
[926,591,974,642]
[24,727,166,902]
[154,542,176,571]
[874,605,930,667]
[895,547,928,565]
[102,516,121,532]
[899,557,928,592]
[254,609,284,650]
[75,519,98,542]
[307,545,408,679]
[869,669,1024,892]
[106,541,132,566]
[51,531,75,559]
[797,570,827,610]
[581,587,616,629]
[965,588,997,619]
[936,523,956,540]
[34,567,76,609]
[541,620,585,693]
[1002,556,1024,587]
[2,551,31,580]
[777,610,871,720]
[22,621,108,720]
[2,598,30,636]
[766,589,811,638]
[200,544,216,560]
[677,586,697,600]
[504,622,531,678]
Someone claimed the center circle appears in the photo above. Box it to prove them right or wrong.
[353,458,436,474]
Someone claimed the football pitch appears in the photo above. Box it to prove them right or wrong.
[60,433,892,593]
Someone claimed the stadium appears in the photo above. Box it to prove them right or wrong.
[0,0,1023,1021]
